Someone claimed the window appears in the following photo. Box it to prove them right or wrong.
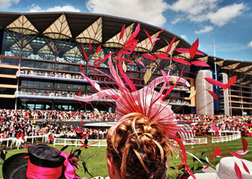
[0,88,15,94]
[0,78,17,85]
[0,68,17,75]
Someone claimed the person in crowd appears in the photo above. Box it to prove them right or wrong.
[0,148,7,164]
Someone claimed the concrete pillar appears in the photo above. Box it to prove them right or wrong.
[196,70,214,115]
[220,73,230,116]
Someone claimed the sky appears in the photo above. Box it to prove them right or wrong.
[1,0,252,62]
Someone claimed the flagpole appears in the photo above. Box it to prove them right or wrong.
[213,39,217,89]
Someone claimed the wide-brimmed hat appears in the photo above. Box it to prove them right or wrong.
[189,157,252,179]
[2,144,78,179]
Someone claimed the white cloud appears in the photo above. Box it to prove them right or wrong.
[207,3,246,26]
[180,35,187,41]
[167,0,246,27]
[167,0,218,15]
[86,0,168,26]
[0,0,19,9]
[248,41,252,48]
[195,26,213,34]
[29,5,81,12]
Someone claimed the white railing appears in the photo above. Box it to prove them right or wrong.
[0,135,48,147]
[17,71,85,81]
[208,130,240,136]
[181,137,208,145]
[14,91,115,102]
[54,138,107,147]
[212,131,241,143]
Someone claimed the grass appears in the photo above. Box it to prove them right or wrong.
[1,137,252,179]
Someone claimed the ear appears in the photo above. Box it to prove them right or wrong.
[107,157,117,179]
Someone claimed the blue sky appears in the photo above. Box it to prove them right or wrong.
[2,0,252,61]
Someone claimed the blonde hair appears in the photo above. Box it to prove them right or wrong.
[107,112,173,179]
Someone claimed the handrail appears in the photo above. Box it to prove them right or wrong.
[54,138,107,147]
[212,131,241,143]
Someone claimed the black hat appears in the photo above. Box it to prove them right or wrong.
[2,144,75,179]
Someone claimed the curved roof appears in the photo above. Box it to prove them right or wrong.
[0,11,192,52]
[0,11,250,83]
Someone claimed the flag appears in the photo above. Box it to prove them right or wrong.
[213,39,215,49]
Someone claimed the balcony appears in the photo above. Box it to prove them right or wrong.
[16,70,190,92]
[14,91,115,102]
[16,70,89,83]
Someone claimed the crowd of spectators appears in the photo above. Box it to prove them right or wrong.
[0,109,252,142]
[0,109,113,141]
[176,114,252,136]
[0,109,116,121]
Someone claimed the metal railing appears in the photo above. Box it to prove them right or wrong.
[54,138,107,147]
[181,137,208,145]
[0,135,48,147]
[212,131,241,143]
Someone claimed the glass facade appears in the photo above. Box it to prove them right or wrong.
[0,12,194,112]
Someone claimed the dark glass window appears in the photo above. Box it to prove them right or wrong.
[21,80,28,86]
[39,81,45,88]
[55,83,62,89]
[0,88,15,94]
[46,82,53,88]
[0,78,16,85]
[0,68,17,75]
[27,81,33,87]
[1,58,19,66]
[62,83,67,89]
[33,81,39,87]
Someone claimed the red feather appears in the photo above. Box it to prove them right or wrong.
[79,63,84,73]
[211,124,219,139]
[175,48,204,56]
[191,60,210,67]
[94,52,114,68]
[82,44,89,62]
[93,57,102,65]
[143,29,153,49]
[158,26,168,34]
[204,78,225,88]
[118,50,131,55]
[210,147,221,162]
[204,166,209,170]
[241,160,250,174]
[80,121,83,126]
[129,23,140,40]
[242,137,248,152]
[207,90,218,100]
[96,45,101,53]
[123,39,139,46]
[121,58,134,63]
[226,75,237,89]
[172,58,191,66]
[166,35,176,54]
[118,57,137,91]
[89,39,92,52]
[123,43,137,51]
[119,24,125,41]
[229,152,243,159]
[142,53,157,61]
[189,39,199,59]
[234,162,242,179]
[155,53,170,59]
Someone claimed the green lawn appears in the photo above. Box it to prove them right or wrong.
[1,137,252,179]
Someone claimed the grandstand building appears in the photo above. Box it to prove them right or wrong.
[0,12,250,116]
